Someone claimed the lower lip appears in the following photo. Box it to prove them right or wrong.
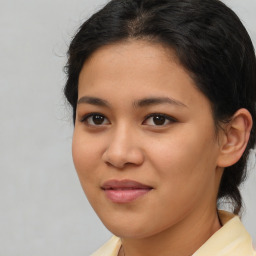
[104,188,151,203]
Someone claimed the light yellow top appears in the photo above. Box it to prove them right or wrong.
[91,210,256,256]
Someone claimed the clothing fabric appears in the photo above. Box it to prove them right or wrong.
[90,210,256,256]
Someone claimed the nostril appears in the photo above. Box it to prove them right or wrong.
[104,158,129,169]
[102,138,144,169]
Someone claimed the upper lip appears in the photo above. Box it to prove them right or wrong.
[101,179,153,190]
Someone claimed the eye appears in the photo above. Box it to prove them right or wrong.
[81,113,110,126]
[143,114,176,126]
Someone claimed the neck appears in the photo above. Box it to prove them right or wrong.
[119,209,221,256]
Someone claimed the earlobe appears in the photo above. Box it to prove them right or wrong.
[217,108,253,168]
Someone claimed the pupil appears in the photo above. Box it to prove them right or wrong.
[93,115,104,125]
[153,116,165,125]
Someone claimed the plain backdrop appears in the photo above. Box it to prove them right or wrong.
[0,0,255,255]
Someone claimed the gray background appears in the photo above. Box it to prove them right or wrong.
[0,0,255,255]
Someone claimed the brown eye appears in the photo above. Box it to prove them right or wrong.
[152,115,166,125]
[92,115,105,125]
[82,113,110,126]
[143,114,176,126]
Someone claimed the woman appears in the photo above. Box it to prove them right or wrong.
[64,0,256,255]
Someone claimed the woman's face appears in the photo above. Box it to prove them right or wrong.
[73,40,223,238]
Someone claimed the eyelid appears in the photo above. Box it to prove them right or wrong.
[80,112,110,126]
[79,112,177,126]
[143,113,177,125]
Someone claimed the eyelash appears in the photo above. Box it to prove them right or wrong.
[143,113,177,126]
[80,113,177,127]
[80,113,110,126]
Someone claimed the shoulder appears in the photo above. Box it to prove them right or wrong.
[90,236,121,256]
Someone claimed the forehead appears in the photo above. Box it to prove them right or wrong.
[77,40,210,111]
[79,40,178,79]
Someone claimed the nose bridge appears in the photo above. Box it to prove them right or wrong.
[116,120,135,144]
[102,121,144,168]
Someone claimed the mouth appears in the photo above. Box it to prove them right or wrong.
[101,179,153,203]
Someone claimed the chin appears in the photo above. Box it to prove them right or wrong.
[101,218,148,238]
[101,216,169,240]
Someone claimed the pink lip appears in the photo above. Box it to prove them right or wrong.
[101,179,153,203]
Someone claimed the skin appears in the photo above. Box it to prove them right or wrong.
[72,40,249,256]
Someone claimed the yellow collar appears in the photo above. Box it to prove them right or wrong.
[193,210,255,256]
[91,210,256,256]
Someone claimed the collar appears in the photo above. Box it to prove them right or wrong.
[91,210,255,256]
[193,210,255,256]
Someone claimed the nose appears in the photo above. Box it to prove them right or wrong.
[102,126,144,169]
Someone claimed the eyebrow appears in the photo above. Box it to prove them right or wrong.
[134,97,188,108]
[77,96,187,108]
[77,96,109,107]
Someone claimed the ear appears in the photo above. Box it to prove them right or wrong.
[217,108,253,168]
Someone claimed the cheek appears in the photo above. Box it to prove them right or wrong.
[72,131,101,183]
[149,134,203,173]
[148,127,218,196]
[72,131,106,210]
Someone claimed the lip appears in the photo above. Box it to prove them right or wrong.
[101,179,153,203]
